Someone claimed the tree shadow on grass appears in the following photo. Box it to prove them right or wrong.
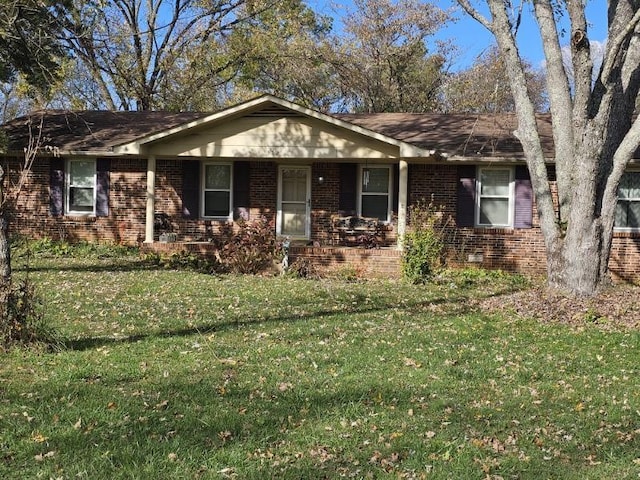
[60,283,522,352]
[13,258,165,274]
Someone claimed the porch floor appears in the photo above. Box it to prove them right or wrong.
[142,242,402,278]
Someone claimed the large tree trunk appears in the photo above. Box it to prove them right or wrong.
[546,221,609,296]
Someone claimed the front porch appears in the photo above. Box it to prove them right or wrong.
[142,241,402,278]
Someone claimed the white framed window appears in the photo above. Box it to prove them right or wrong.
[202,162,232,218]
[66,159,96,215]
[476,167,514,227]
[359,165,392,222]
[615,171,640,230]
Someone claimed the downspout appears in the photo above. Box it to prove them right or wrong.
[397,159,409,250]
[144,154,156,243]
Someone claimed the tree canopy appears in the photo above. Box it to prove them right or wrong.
[442,45,547,113]
[0,0,68,89]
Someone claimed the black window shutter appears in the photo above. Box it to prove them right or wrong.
[514,165,533,228]
[50,158,64,216]
[233,161,250,221]
[339,163,357,215]
[96,159,110,217]
[182,160,200,219]
[456,165,476,227]
[392,163,400,214]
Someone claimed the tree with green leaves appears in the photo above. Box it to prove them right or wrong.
[225,0,338,111]
[457,0,640,296]
[0,0,68,89]
[327,0,452,113]
[54,0,321,111]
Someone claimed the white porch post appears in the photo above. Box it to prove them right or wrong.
[144,155,156,244]
[397,159,409,250]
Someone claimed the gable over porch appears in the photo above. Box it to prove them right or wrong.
[112,95,437,248]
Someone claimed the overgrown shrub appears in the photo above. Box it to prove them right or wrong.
[218,217,278,274]
[287,257,317,279]
[401,199,447,284]
[146,250,219,273]
[0,280,52,350]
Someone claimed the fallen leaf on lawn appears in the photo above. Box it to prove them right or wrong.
[34,451,55,462]
[73,418,82,430]
[403,357,422,368]
[31,432,48,443]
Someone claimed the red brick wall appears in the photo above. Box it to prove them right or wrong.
[409,163,549,276]
[8,156,640,281]
[12,157,148,244]
[290,246,401,278]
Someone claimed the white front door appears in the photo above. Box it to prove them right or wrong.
[277,166,311,238]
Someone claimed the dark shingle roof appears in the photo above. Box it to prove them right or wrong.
[2,108,555,158]
[3,110,207,153]
[338,113,555,158]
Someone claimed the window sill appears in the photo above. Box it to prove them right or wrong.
[613,230,640,238]
[471,226,515,235]
[63,214,97,220]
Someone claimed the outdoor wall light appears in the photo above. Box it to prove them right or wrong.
[317,176,325,184]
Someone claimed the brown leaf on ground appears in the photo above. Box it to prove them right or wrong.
[477,284,640,330]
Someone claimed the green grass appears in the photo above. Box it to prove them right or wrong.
[1,246,640,479]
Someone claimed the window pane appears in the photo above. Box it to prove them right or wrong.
[362,195,388,221]
[70,187,94,211]
[70,161,94,186]
[615,202,627,227]
[479,198,509,225]
[205,164,231,190]
[362,168,389,193]
[628,202,640,228]
[281,168,308,202]
[281,203,306,236]
[619,172,640,199]
[480,169,510,196]
[204,191,230,217]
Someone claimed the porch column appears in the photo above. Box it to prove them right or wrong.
[397,159,409,250]
[144,155,156,244]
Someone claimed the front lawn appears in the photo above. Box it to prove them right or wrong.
[1,248,639,479]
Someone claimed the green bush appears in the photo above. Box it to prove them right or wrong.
[401,199,446,284]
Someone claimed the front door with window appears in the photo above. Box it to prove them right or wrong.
[277,166,311,238]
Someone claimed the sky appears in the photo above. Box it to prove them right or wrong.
[306,0,610,71]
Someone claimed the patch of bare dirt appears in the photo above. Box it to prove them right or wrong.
[478,284,640,330]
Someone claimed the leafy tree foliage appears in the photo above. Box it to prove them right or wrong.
[225,0,338,111]
[52,0,329,111]
[442,45,547,113]
[327,0,451,113]
[0,0,68,89]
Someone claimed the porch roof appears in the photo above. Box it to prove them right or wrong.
[2,94,555,160]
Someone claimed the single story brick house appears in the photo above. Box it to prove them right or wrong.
[2,95,640,279]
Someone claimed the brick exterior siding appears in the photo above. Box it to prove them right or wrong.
[7,157,640,281]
